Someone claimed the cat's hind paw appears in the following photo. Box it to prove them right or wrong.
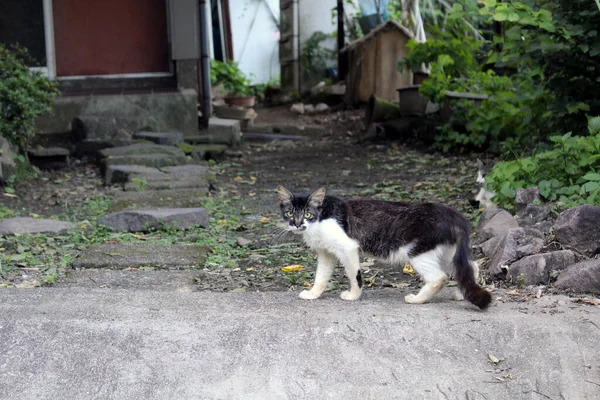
[299,290,320,300]
[452,289,465,301]
[340,290,361,301]
[404,293,426,304]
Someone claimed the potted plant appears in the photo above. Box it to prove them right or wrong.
[210,60,255,107]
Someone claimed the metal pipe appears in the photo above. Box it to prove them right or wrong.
[199,0,212,128]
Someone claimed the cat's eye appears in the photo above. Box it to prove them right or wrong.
[304,212,313,219]
[285,211,293,217]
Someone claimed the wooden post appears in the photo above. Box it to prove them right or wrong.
[337,0,348,81]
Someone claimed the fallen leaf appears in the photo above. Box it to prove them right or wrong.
[29,213,41,218]
[15,280,41,289]
[259,217,270,223]
[571,298,599,306]
[130,233,149,241]
[245,268,254,272]
[282,265,304,273]
[303,282,312,287]
[506,289,520,295]
[250,176,257,181]
[488,354,502,364]
[403,263,415,275]
[3,193,19,198]
[234,176,244,181]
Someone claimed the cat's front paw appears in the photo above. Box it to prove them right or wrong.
[340,290,361,301]
[452,289,465,301]
[299,290,320,300]
[404,293,426,304]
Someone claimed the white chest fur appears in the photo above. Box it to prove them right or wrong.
[301,219,360,253]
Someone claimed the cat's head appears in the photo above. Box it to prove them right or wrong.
[276,186,326,234]
[476,159,491,185]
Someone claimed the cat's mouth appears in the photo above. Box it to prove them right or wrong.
[288,226,306,234]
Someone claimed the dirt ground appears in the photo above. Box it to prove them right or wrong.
[1,107,496,296]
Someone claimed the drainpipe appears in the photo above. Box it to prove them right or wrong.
[199,0,212,128]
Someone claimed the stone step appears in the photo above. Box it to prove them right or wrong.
[57,269,200,292]
[72,243,210,269]
[28,147,70,170]
[98,208,209,233]
[104,165,163,185]
[178,143,228,161]
[122,176,210,192]
[132,131,185,146]
[110,189,208,212]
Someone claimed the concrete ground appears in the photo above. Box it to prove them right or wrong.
[1,288,599,400]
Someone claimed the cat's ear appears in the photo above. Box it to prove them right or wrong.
[476,158,485,170]
[308,187,326,208]
[277,185,293,204]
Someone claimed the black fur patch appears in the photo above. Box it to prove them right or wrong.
[356,270,363,289]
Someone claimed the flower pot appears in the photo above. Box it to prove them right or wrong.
[224,95,256,108]
[413,72,429,85]
[397,85,429,116]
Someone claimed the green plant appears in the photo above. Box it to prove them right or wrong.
[301,31,335,82]
[486,116,600,210]
[4,154,41,193]
[131,177,148,192]
[210,59,252,96]
[0,44,59,151]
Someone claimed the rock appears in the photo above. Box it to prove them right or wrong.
[161,165,210,176]
[315,103,329,113]
[515,187,541,212]
[553,205,600,255]
[304,104,316,114]
[487,228,545,277]
[115,128,133,140]
[507,250,575,285]
[0,217,76,235]
[516,204,556,232]
[481,235,503,258]
[555,259,600,295]
[98,143,186,160]
[132,131,185,146]
[104,165,162,185]
[310,81,327,96]
[123,176,210,192]
[290,103,305,115]
[189,144,228,162]
[236,237,251,247]
[477,209,519,244]
[72,243,210,269]
[98,208,209,233]
[0,136,16,184]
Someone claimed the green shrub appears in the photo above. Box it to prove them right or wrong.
[486,116,600,210]
[0,44,59,151]
[210,59,251,96]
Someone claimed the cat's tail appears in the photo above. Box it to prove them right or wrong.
[453,231,492,310]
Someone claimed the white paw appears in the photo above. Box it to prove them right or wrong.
[404,293,425,304]
[299,290,320,300]
[340,290,361,301]
[452,290,465,301]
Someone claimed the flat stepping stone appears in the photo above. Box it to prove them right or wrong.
[101,153,189,171]
[105,165,162,185]
[98,208,209,232]
[123,176,209,191]
[132,131,184,146]
[110,189,207,212]
[72,243,209,269]
[0,217,75,235]
[99,143,186,159]
[74,139,136,158]
[56,269,200,292]
[161,165,210,176]
[208,117,242,145]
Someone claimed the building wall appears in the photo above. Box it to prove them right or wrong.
[230,0,280,85]
[298,0,357,92]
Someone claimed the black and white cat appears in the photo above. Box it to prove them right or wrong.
[277,186,491,309]
[474,159,496,209]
